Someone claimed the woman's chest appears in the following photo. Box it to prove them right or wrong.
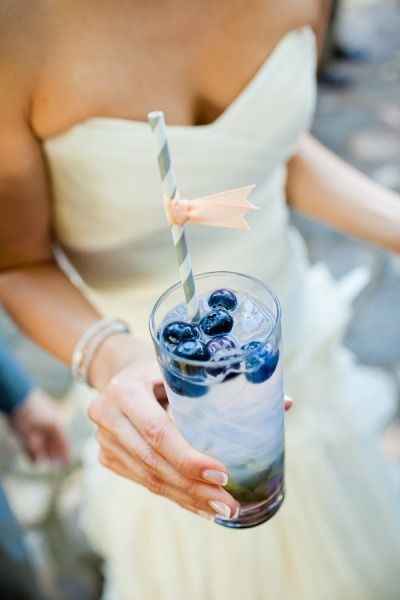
[31,2,309,139]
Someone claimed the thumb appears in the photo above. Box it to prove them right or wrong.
[153,381,169,408]
[45,424,70,464]
[25,431,46,462]
[284,395,293,412]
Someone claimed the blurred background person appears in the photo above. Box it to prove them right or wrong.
[0,338,69,599]
[315,0,369,88]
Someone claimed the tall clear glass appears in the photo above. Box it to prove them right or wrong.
[149,271,284,529]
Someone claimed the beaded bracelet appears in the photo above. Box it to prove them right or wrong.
[71,318,131,386]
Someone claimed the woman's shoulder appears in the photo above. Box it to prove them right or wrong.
[281,0,319,31]
[0,1,48,76]
[0,1,51,116]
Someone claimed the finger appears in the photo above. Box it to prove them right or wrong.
[26,432,46,462]
[100,450,240,520]
[45,426,70,464]
[23,440,38,463]
[284,395,293,412]
[97,421,238,513]
[88,395,121,434]
[96,424,189,491]
[116,380,229,484]
[102,453,210,520]
[153,381,169,409]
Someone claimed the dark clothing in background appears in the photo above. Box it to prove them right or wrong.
[0,342,34,415]
[0,486,42,600]
[0,339,42,599]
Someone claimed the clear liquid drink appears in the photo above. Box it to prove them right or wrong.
[150,271,284,529]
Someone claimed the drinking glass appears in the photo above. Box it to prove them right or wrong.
[149,271,284,529]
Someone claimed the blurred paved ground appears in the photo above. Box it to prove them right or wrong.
[1,1,400,598]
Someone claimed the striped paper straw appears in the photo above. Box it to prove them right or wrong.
[148,111,200,321]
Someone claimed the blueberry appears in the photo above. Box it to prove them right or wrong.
[174,339,211,362]
[162,367,208,398]
[173,339,211,379]
[164,340,210,397]
[242,341,279,383]
[205,336,240,380]
[161,321,200,347]
[208,289,238,311]
[206,335,237,356]
[200,309,234,336]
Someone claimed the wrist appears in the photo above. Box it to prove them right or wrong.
[89,333,139,391]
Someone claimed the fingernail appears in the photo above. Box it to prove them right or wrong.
[209,501,231,518]
[202,470,229,486]
[232,506,240,519]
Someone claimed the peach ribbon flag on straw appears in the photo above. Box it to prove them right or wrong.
[164,185,258,231]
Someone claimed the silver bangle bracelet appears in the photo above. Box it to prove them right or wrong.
[71,318,131,386]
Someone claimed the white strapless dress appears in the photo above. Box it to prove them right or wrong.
[44,28,400,600]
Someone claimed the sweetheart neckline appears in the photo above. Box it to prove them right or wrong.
[45,28,307,144]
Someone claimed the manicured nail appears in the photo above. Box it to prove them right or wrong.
[202,470,229,486]
[232,506,240,520]
[209,501,231,518]
[284,395,293,410]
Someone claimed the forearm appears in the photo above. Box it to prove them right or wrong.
[287,134,400,253]
[0,260,136,390]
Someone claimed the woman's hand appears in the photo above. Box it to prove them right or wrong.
[88,334,292,521]
[89,363,240,519]
[8,389,70,464]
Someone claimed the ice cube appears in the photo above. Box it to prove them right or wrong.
[162,302,188,326]
[233,295,271,344]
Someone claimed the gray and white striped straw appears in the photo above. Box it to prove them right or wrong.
[148,111,200,321]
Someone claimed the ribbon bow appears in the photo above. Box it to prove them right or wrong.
[164,185,258,231]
